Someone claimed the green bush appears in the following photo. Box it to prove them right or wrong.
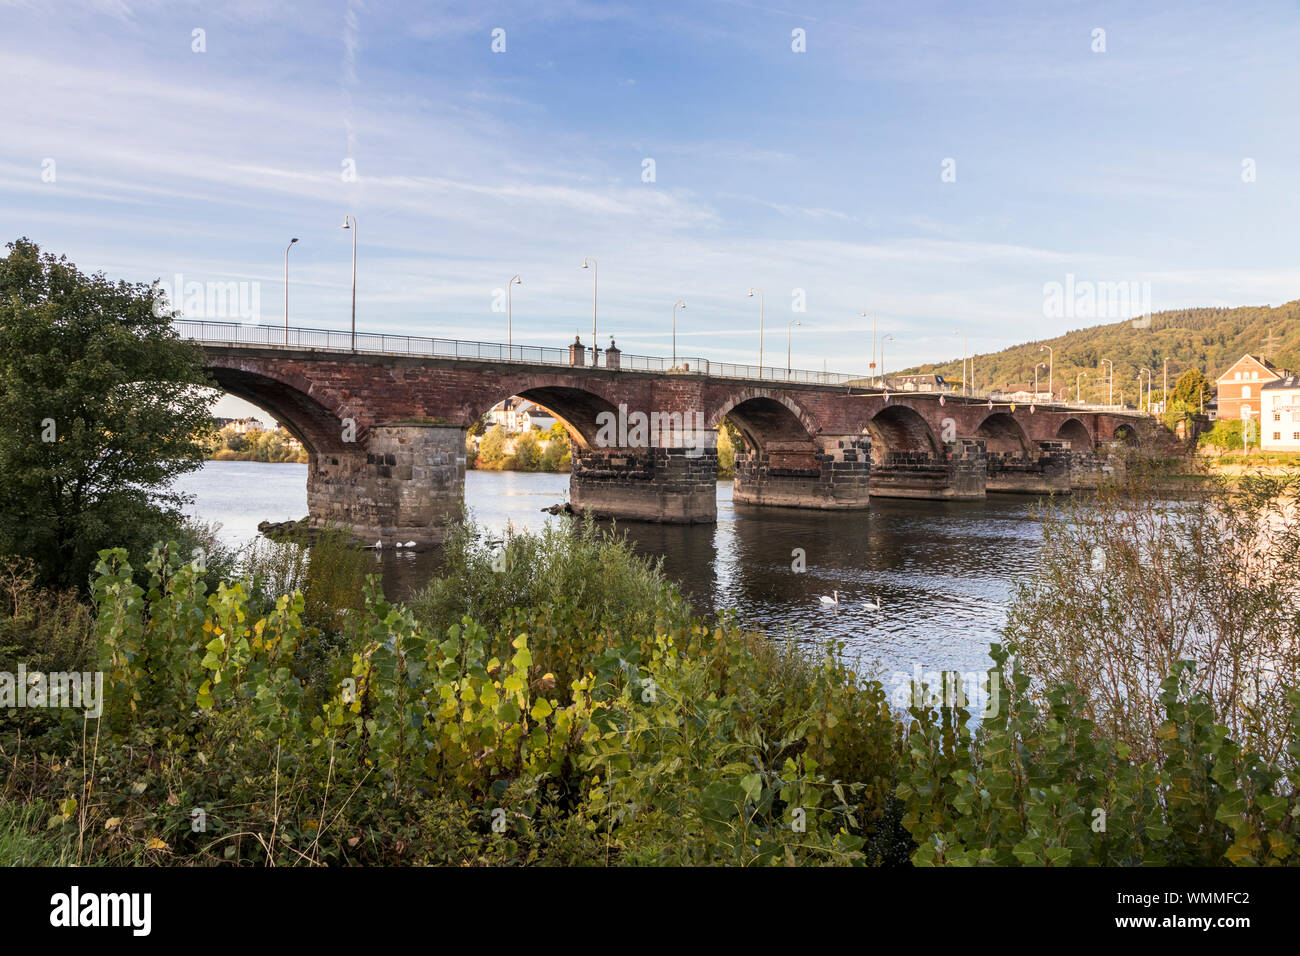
[899,647,1300,866]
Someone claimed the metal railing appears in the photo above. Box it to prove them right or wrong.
[176,320,1146,413]
[176,319,871,387]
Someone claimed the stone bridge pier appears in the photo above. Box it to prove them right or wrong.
[198,341,1178,542]
[307,424,466,544]
[731,433,871,509]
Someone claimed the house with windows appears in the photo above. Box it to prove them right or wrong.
[485,397,557,433]
[1261,375,1300,451]
[1215,354,1283,423]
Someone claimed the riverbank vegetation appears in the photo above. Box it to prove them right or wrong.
[469,423,572,473]
[203,425,308,464]
[3,469,1300,866]
[0,239,213,590]
[467,419,742,479]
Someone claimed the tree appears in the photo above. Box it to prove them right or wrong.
[0,239,213,588]
[1170,367,1213,409]
[477,425,507,468]
[512,430,541,471]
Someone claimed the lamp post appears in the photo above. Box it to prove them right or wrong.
[283,237,298,346]
[862,310,877,385]
[1101,359,1113,406]
[1163,356,1170,412]
[581,257,598,363]
[748,288,765,377]
[672,299,686,367]
[340,216,357,351]
[1040,345,1054,403]
[954,329,967,395]
[1034,362,1045,398]
[880,334,895,387]
[787,317,801,376]
[1077,371,1087,404]
[506,274,521,353]
[1138,369,1150,413]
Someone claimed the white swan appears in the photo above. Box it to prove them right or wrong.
[863,596,881,611]
[373,540,383,549]
[404,540,417,548]
[819,590,839,607]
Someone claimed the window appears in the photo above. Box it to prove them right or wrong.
[1242,386,1251,399]
[1252,371,1259,380]
[1274,412,1281,421]
[1235,372,1242,380]
[1294,432,1300,441]
[1275,432,1282,441]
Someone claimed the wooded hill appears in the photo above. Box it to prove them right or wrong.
[900,300,1300,405]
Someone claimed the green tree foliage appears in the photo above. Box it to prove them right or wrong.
[512,429,541,471]
[477,424,507,468]
[0,239,213,588]
[901,300,1300,401]
[717,420,741,478]
[1171,367,1213,408]
[1200,419,1245,452]
[205,425,307,463]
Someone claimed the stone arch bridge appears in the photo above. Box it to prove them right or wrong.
[190,323,1172,544]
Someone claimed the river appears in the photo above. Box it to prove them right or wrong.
[174,461,1048,691]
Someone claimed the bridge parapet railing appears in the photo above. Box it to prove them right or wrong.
[177,319,869,386]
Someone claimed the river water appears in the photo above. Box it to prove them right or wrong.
[174,461,1048,689]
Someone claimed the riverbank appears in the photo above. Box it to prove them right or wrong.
[6,475,1298,868]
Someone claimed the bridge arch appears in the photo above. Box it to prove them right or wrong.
[206,365,351,456]
[974,411,1032,456]
[1055,417,1094,451]
[467,384,621,450]
[1112,422,1142,447]
[707,390,820,451]
[865,403,942,463]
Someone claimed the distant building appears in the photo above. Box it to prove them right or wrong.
[1215,354,1283,423]
[213,416,268,434]
[486,397,557,433]
[1261,375,1300,451]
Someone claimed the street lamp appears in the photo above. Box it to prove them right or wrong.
[506,274,521,353]
[283,237,298,346]
[862,310,877,385]
[1141,367,1156,413]
[748,288,765,377]
[1040,345,1054,403]
[1077,371,1087,404]
[672,299,686,367]
[787,317,801,376]
[340,216,357,351]
[1163,356,1170,411]
[1138,369,1150,413]
[954,329,967,395]
[881,334,895,386]
[581,258,598,363]
[1101,359,1114,406]
[1034,362,1045,398]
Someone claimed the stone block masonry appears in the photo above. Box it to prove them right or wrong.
[202,344,1177,539]
[308,424,465,545]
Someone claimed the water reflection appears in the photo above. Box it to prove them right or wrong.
[177,463,1048,684]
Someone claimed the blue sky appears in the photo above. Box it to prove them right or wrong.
[3,0,1299,418]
